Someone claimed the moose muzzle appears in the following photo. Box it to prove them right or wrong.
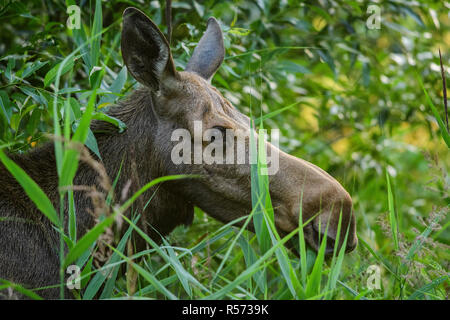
[269,146,358,254]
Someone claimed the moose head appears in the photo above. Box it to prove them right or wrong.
[0,6,359,301]
[119,7,357,254]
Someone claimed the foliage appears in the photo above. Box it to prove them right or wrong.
[0,0,448,299]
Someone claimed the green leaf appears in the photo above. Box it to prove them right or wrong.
[357,236,400,281]
[83,217,136,299]
[59,90,98,187]
[90,0,103,68]
[204,225,301,300]
[408,276,449,300]
[406,215,439,260]
[21,60,48,78]
[98,218,137,299]
[237,234,266,294]
[250,119,271,254]
[99,66,127,105]
[68,190,77,243]
[161,237,193,297]
[298,191,308,287]
[416,73,450,148]
[85,128,101,160]
[228,27,251,36]
[317,49,336,77]
[107,243,178,300]
[193,0,205,18]
[80,255,94,289]
[44,58,77,87]
[120,214,209,297]
[277,61,310,74]
[0,90,11,124]
[386,171,399,250]
[305,225,328,298]
[89,66,103,89]
[325,211,350,299]
[64,214,115,269]
[254,101,302,125]
[91,112,127,133]
[69,97,82,119]
[5,58,15,83]
[0,279,43,300]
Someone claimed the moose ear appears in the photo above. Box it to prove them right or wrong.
[185,17,225,81]
[121,7,177,91]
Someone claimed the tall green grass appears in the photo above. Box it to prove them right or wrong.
[0,1,448,301]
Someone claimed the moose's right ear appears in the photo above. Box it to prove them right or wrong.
[121,7,177,91]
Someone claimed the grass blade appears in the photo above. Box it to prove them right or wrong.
[90,0,103,70]
[82,216,136,299]
[0,279,43,300]
[203,225,301,300]
[253,101,301,125]
[305,224,328,298]
[408,275,449,300]
[386,171,399,251]
[236,234,266,294]
[416,72,450,147]
[64,214,115,269]
[107,244,178,300]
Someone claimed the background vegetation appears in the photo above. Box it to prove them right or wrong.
[0,0,448,299]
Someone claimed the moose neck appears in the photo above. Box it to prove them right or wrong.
[2,88,192,242]
[87,88,194,240]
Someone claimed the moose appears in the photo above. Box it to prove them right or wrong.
[0,8,357,299]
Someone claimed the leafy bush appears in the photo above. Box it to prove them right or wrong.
[0,0,448,299]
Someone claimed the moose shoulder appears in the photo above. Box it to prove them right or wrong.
[0,7,357,299]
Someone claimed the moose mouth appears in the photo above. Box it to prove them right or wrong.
[284,228,350,259]
[302,218,357,256]
[194,192,344,257]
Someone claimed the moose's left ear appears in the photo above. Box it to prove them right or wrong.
[121,7,177,91]
[185,17,225,81]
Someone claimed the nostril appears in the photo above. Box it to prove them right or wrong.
[300,187,356,255]
[346,236,358,253]
[311,223,337,255]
